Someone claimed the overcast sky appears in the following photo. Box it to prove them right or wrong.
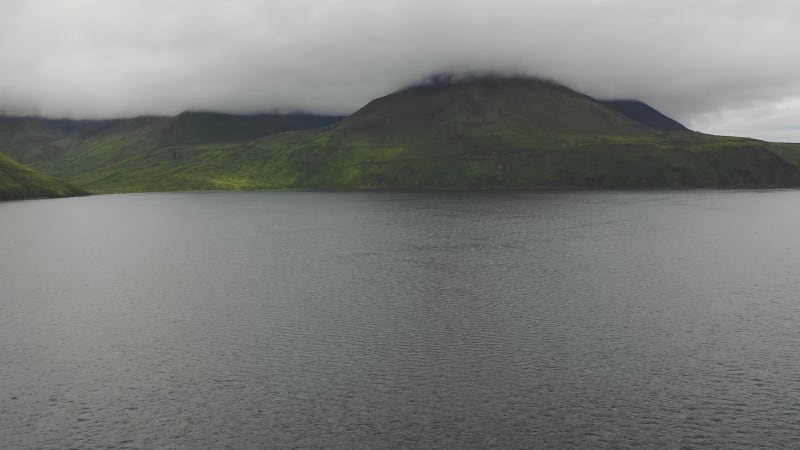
[1,0,799,141]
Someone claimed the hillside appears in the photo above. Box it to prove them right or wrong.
[235,77,800,190]
[0,112,342,167]
[3,75,800,192]
[153,112,342,146]
[0,152,85,200]
[337,76,654,137]
[599,100,688,131]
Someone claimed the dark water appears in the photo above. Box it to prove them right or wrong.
[2,190,800,448]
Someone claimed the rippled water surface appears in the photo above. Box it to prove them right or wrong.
[2,190,800,448]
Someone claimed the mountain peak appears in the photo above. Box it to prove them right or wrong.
[341,73,654,137]
[402,72,569,93]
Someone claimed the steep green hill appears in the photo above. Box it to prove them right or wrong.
[600,100,688,131]
[338,76,654,138]
[3,75,800,192]
[0,116,127,165]
[0,112,342,167]
[156,112,341,146]
[0,152,85,200]
[235,77,800,190]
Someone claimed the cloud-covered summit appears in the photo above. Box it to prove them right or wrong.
[1,0,799,141]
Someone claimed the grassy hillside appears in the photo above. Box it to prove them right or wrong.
[3,75,800,192]
[0,116,128,165]
[259,132,800,190]
[119,77,799,191]
[338,76,654,138]
[0,113,342,167]
[600,100,688,131]
[156,112,341,146]
[0,152,85,200]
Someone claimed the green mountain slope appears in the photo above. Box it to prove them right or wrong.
[236,77,800,189]
[600,100,689,131]
[0,116,127,165]
[156,112,341,146]
[4,75,800,192]
[338,76,654,138]
[0,112,342,167]
[0,152,85,200]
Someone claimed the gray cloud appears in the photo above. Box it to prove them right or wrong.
[2,0,799,141]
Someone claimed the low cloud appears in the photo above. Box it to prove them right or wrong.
[1,0,799,141]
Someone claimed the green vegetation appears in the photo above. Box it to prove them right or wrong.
[3,76,800,193]
[600,100,688,131]
[0,152,85,200]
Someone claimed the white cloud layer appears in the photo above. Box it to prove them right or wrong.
[1,0,799,141]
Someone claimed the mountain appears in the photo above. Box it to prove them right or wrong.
[242,76,800,189]
[600,100,688,131]
[0,151,85,200]
[338,76,654,137]
[154,112,342,146]
[2,75,800,192]
[0,112,342,166]
[0,116,127,165]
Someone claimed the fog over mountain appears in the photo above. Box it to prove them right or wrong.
[1,0,799,141]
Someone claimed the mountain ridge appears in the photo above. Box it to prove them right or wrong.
[600,100,688,131]
[2,75,800,192]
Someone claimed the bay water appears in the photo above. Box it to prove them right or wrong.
[2,191,800,448]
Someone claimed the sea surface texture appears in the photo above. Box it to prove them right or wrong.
[2,190,800,448]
